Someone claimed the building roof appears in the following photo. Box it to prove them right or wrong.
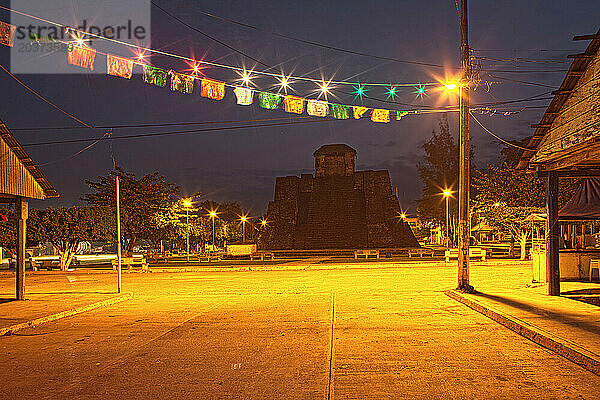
[313,144,357,157]
[517,28,600,171]
[0,118,59,199]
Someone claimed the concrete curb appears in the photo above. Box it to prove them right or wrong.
[0,292,133,336]
[445,290,600,376]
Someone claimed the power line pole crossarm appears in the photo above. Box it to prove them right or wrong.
[457,0,474,292]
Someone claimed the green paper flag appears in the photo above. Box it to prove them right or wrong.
[331,104,349,119]
[143,65,168,87]
[397,111,409,120]
[258,92,281,109]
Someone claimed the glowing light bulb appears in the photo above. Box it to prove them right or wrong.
[414,84,427,98]
[352,84,366,101]
[261,219,267,226]
[445,83,457,90]
[317,80,332,99]
[183,199,192,208]
[238,69,253,86]
[277,75,292,93]
[386,85,398,100]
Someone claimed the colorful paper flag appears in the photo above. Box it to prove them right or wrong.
[283,95,304,114]
[371,109,390,123]
[169,71,194,94]
[258,92,281,109]
[353,106,368,119]
[331,104,350,120]
[201,78,225,100]
[234,87,253,105]
[106,54,134,79]
[143,65,168,87]
[67,44,96,70]
[397,111,409,120]
[0,21,16,47]
[307,100,328,117]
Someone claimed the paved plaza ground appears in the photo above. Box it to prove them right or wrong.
[1,261,599,399]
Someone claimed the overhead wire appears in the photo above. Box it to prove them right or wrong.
[155,1,458,70]
[0,5,439,88]
[470,111,529,151]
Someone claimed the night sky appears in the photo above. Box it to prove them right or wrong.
[1,0,598,216]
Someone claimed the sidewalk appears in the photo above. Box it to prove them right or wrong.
[447,274,600,375]
[0,273,132,335]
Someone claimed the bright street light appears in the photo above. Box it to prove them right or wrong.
[183,199,192,262]
[208,210,217,252]
[240,213,248,243]
[442,189,452,247]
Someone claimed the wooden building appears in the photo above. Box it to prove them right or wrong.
[517,28,600,295]
[0,118,58,300]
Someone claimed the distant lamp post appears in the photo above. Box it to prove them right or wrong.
[183,199,192,262]
[240,214,248,243]
[209,210,217,251]
[400,212,407,220]
[260,218,268,228]
[443,189,452,247]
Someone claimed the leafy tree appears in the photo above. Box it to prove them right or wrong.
[476,202,543,259]
[84,167,180,256]
[474,139,579,256]
[417,115,459,223]
[0,208,43,257]
[37,206,110,270]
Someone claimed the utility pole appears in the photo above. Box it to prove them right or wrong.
[116,176,122,293]
[457,0,472,291]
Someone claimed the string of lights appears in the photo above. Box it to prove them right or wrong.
[0,5,442,90]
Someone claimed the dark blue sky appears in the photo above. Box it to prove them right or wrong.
[1,0,598,215]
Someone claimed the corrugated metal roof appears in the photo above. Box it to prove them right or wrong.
[517,27,600,171]
[0,118,59,198]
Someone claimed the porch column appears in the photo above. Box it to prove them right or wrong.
[545,171,560,296]
[16,196,28,300]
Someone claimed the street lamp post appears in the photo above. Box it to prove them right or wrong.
[240,214,248,243]
[183,199,192,263]
[209,210,217,252]
[443,190,451,247]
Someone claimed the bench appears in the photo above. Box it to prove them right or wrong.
[408,248,434,258]
[199,254,223,262]
[354,250,379,259]
[148,254,170,263]
[590,259,600,282]
[445,248,486,262]
[250,252,275,261]
[111,256,148,271]
[30,259,60,271]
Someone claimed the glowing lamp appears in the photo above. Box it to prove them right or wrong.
[445,83,457,90]
[443,190,452,197]
[209,211,217,218]
[183,200,192,208]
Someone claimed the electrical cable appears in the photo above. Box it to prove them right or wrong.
[470,111,529,151]
[150,1,271,70]
[11,116,313,132]
[22,118,351,147]
[0,63,93,128]
[157,2,458,70]
[0,5,439,88]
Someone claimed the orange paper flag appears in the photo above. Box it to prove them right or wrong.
[284,95,304,114]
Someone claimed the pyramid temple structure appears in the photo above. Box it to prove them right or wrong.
[264,144,418,249]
